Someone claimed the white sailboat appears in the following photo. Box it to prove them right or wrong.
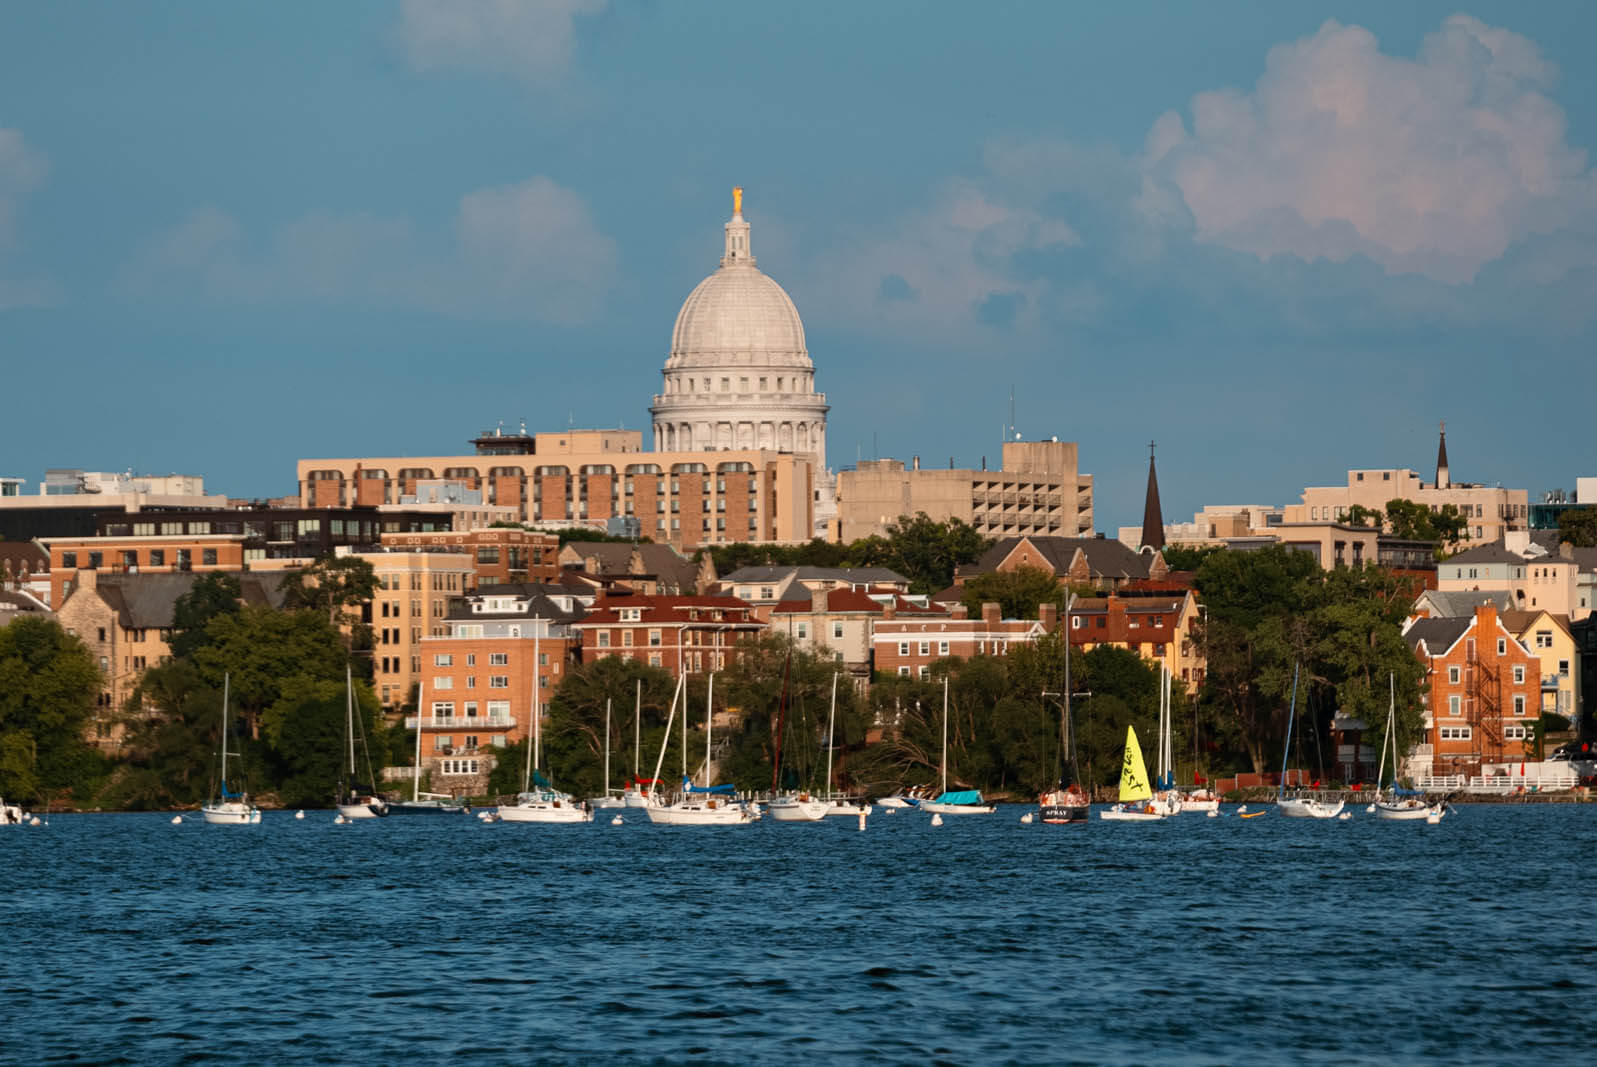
[919,676,996,815]
[336,665,388,819]
[621,680,660,808]
[389,677,467,815]
[770,673,867,821]
[500,626,591,824]
[1100,724,1165,821]
[202,673,262,825]
[1276,663,1344,819]
[1374,673,1443,821]
[645,673,756,825]
[594,697,626,809]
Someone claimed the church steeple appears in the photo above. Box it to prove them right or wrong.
[1140,441,1166,552]
[722,185,754,268]
[1435,420,1450,490]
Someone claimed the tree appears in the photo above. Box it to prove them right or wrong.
[1160,545,1222,571]
[0,615,107,805]
[169,572,242,661]
[1344,504,1383,528]
[1556,507,1597,549]
[861,513,989,594]
[530,656,680,798]
[278,555,378,643]
[1385,498,1467,553]
[959,565,1066,620]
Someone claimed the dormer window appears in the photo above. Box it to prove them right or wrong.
[620,608,641,622]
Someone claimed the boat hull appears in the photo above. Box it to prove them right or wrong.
[918,801,996,815]
[388,801,468,816]
[1276,798,1346,819]
[498,802,591,823]
[337,800,388,819]
[767,798,829,822]
[1039,803,1089,824]
[1100,805,1164,822]
[1375,801,1439,821]
[645,802,755,825]
[201,803,262,825]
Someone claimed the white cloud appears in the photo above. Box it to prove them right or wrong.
[1143,16,1597,283]
[119,177,617,325]
[0,126,59,309]
[395,0,605,82]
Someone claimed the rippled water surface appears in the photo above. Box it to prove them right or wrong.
[4,804,1591,1065]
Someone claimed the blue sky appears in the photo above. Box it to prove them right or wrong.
[4,1,1596,533]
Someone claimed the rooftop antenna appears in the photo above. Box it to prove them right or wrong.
[1009,386,1016,441]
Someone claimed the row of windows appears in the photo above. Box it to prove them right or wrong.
[61,548,219,569]
[1439,726,1472,741]
[791,622,847,640]
[433,653,511,667]
[1445,695,1529,716]
[435,758,482,774]
[428,702,513,720]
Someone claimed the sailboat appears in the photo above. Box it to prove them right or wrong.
[919,676,996,815]
[1152,665,1214,814]
[500,627,591,823]
[388,677,467,815]
[1276,663,1344,819]
[645,673,756,825]
[1038,622,1088,824]
[202,673,262,825]
[594,698,626,809]
[620,680,661,808]
[1100,724,1165,821]
[336,665,388,819]
[768,662,830,822]
[1374,673,1442,821]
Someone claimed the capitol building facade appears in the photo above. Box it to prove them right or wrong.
[297,189,837,547]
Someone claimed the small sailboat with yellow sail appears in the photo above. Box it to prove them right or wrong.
[1100,725,1166,821]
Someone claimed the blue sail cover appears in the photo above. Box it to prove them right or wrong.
[933,790,983,805]
[682,776,737,795]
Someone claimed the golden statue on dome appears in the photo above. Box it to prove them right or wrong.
[733,186,743,215]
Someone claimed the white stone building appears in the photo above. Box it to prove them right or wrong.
[649,189,835,535]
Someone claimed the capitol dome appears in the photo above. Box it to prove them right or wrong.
[651,189,828,467]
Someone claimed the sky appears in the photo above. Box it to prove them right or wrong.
[3,1,1596,533]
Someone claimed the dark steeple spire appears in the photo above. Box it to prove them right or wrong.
[1435,420,1450,490]
[1141,441,1166,551]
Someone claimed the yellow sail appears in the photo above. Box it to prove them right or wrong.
[1118,725,1153,802]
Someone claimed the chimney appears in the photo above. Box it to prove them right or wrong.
[950,602,968,620]
[1038,602,1058,630]
[883,599,897,619]
[981,601,1000,626]
[811,587,828,614]
[912,455,920,471]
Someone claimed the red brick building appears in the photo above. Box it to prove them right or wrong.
[1404,602,1540,776]
[572,594,764,674]
[380,527,560,588]
[873,602,1053,679]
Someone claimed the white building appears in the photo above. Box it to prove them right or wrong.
[649,188,835,535]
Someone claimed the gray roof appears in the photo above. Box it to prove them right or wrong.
[977,536,1152,581]
[562,541,702,592]
[1405,617,1471,655]
[1412,589,1512,617]
[94,572,288,629]
[445,582,588,624]
[722,565,908,585]
[1444,542,1526,565]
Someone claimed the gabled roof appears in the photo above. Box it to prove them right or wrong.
[1501,609,1572,639]
[1413,589,1513,617]
[1404,617,1471,656]
[0,588,51,625]
[561,541,702,592]
[446,582,589,624]
[977,536,1152,581]
[769,589,946,616]
[574,594,762,627]
[722,565,909,586]
[91,572,287,629]
[1444,542,1526,566]
[1069,596,1187,615]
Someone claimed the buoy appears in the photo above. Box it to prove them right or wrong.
[857,809,867,831]
[885,807,896,815]
[1206,809,1218,818]
[29,816,41,826]
[611,814,624,825]
[930,813,944,827]
[295,810,305,820]
[1019,812,1034,824]
[1338,812,1352,821]
[171,815,183,825]
[1237,804,1248,813]
[333,814,347,824]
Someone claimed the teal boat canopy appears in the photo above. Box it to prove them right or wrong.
[933,790,983,805]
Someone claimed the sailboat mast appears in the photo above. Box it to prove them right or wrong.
[1063,600,1073,777]
[604,697,612,797]
[413,678,424,802]
[825,672,838,794]
[634,678,642,778]
[532,616,542,774]
[1279,663,1299,802]
[770,650,792,795]
[705,672,714,787]
[220,672,231,794]
[346,664,356,779]
[941,675,949,794]
[648,674,684,798]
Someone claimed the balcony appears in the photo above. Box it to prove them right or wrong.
[404,715,518,729]
[1541,674,1561,691]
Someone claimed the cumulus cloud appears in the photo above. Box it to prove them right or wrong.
[395,0,605,82]
[118,177,617,325]
[0,127,59,309]
[1143,15,1596,283]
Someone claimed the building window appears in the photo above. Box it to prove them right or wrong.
[1439,726,1472,741]
[918,665,930,679]
[1536,630,1553,648]
[434,654,453,667]
[1559,659,1570,676]
[796,623,808,639]
[898,641,909,656]
[434,677,453,690]
[939,640,949,655]
[1448,695,1461,717]
[1513,666,1525,684]
[623,630,634,647]
[1513,695,1526,717]
[149,549,165,567]
[489,676,509,688]
[833,622,844,639]
[202,548,217,566]
[1448,666,1460,685]
[897,666,910,677]
[597,632,610,648]
[432,702,453,720]
[1497,638,1506,656]
[61,551,77,568]
[919,641,930,656]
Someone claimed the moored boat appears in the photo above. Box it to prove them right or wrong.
[1101,725,1166,821]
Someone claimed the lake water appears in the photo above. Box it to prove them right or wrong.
[3,804,1590,1065]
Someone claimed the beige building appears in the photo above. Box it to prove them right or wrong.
[298,428,817,551]
[836,440,1092,543]
[1502,610,1580,723]
[1119,504,1285,550]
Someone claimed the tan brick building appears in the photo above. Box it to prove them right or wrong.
[379,527,560,588]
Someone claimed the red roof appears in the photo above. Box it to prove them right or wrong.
[769,590,947,616]
[576,593,760,626]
